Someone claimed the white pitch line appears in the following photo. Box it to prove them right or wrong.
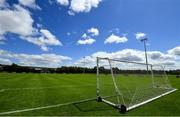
[0,84,95,92]
[0,98,96,115]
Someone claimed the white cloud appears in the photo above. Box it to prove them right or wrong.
[104,34,128,44]
[77,27,99,45]
[40,46,49,51]
[0,5,34,36]
[36,23,43,28]
[0,0,8,8]
[77,38,95,45]
[18,0,41,10]
[70,0,101,13]
[23,29,62,51]
[88,27,99,36]
[0,58,11,65]
[15,54,71,67]
[0,0,5,6]
[168,46,180,56]
[74,49,145,68]
[92,49,144,62]
[74,48,179,69]
[135,32,146,40]
[0,49,72,67]
[40,29,62,46]
[56,0,69,6]
[68,10,75,15]
[0,3,62,51]
[55,0,102,15]
[82,33,88,38]
[148,51,175,62]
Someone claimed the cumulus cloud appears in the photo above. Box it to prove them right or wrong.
[0,49,72,67]
[104,34,128,44]
[56,0,69,6]
[148,51,175,61]
[135,32,146,40]
[0,58,12,65]
[74,48,179,69]
[15,54,71,67]
[82,33,89,38]
[23,29,62,51]
[0,0,9,8]
[77,27,99,45]
[87,27,99,36]
[18,0,41,10]
[74,49,144,68]
[168,46,180,56]
[69,0,101,14]
[67,10,75,15]
[0,2,62,51]
[0,0,5,6]
[55,0,102,15]
[0,5,34,36]
[92,49,144,62]
[77,38,95,45]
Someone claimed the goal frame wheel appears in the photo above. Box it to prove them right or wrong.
[97,96,102,102]
[119,105,127,113]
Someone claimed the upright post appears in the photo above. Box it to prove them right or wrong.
[83,57,85,74]
[141,38,149,72]
[150,65,155,87]
[144,40,148,71]
[96,57,100,98]
[162,65,171,88]
[108,59,125,106]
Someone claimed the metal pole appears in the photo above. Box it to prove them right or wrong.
[83,57,85,74]
[96,57,100,98]
[150,65,155,87]
[108,59,125,106]
[142,38,149,72]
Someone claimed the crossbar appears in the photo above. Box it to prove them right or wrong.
[97,57,152,66]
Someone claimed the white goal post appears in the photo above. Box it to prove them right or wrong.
[96,57,177,113]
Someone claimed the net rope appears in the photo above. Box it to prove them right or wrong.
[97,58,175,109]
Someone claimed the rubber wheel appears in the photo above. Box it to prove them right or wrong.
[97,97,102,102]
[120,105,127,113]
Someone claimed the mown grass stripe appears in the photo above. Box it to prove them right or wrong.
[0,98,96,115]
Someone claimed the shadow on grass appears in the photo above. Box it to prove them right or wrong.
[73,99,114,112]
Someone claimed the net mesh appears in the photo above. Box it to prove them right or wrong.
[97,58,175,109]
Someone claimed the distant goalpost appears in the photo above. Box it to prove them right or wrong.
[96,57,177,113]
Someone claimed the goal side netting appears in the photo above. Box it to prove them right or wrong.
[96,57,177,112]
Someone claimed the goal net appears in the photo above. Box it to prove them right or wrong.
[96,57,177,113]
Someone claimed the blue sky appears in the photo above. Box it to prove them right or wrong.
[0,0,179,68]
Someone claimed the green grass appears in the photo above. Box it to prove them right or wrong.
[0,73,179,116]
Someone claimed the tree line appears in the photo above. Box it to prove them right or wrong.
[0,63,179,75]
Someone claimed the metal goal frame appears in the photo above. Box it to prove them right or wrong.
[96,57,177,113]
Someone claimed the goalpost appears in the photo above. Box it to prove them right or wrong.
[96,57,177,113]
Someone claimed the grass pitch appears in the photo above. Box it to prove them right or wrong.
[0,73,179,116]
